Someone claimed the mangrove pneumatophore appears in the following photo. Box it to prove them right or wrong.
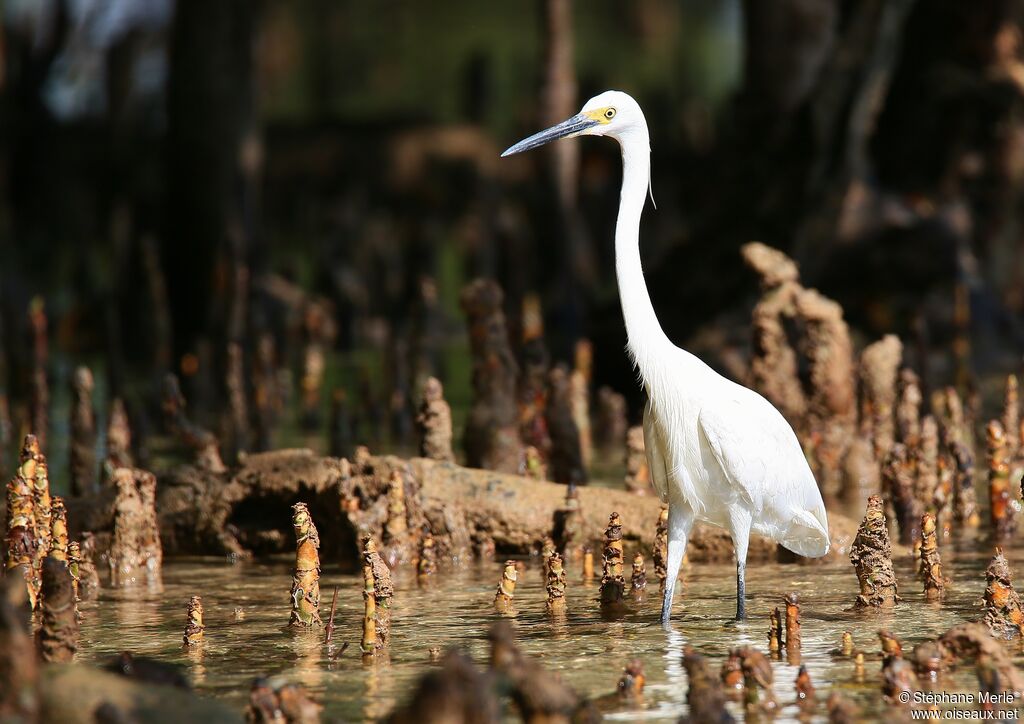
[599,512,625,607]
[416,377,454,463]
[552,484,583,560]
[487,621,593,721]
[104,398,134,472]
[742,242,806,424]
[545,552,567,616]
[108,468,160,586]
[682,646,734,723]
[0,574,38,720]
[363,535,393,645]
[69,366,97,496]
[545,365,585,486]
[739,646,776,715]
[768,607,783,655]
[460,279,522,474]
[494,560,518,615]
[183,595,205,647]
[860,335,902,463]
[360,554,377,656]
[47,496,67,562]
[630,552,647,601]
[784,593,801,665]
[161,373,226,473]
[5,437,38,608]
[595,387,627,460]
[623,426,649,495]
[289,503,321,627]
[983,550,1024,639]
[653,505,668,589]
[850,495,901,608]
[36,555,78,663]
[30,455,52,604]
[986,420,1015,540]
[571,339,593,470]
[919,513,945,600]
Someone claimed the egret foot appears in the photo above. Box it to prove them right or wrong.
[735,562,746,621]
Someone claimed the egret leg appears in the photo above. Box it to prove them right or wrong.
[735,561,746,620]
[730,518,751,621]
[661,503,694,625]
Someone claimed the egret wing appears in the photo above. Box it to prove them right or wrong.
[643,405,670,502]
[697,389,830,557]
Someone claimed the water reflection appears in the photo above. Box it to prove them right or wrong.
[71,541,1024,722]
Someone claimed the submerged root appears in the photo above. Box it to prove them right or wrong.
[795,665,815,710]
[382,650,497,723]
[738,646,776,715]
[683,645,735,723]
[939,622,1024,693]
[246,677,321,723]
[881,656,918,705]
[487,621,592,722]
[616,659,645,699]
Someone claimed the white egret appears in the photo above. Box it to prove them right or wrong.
[502,90,830,622]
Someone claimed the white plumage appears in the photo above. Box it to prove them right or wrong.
[503,90,830,622]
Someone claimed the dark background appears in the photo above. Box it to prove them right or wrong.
[2,0,1024,462]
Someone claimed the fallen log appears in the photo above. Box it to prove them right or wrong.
[62,449,859,569]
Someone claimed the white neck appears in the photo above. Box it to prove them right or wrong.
[614,127,674,387]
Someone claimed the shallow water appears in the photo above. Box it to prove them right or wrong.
[73,532,1024,722]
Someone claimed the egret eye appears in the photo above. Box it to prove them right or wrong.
[605,108,616,119]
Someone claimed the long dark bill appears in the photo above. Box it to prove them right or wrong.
[501,113,599,157]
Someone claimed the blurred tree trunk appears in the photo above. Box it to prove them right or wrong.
[165,0,257,369]
[541,0,579,211]
[540,0,593,354]
[645,0,992,351]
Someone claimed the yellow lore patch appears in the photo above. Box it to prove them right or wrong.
[585,107,615,124]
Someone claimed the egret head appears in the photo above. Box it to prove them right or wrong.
[501,90,645,157]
